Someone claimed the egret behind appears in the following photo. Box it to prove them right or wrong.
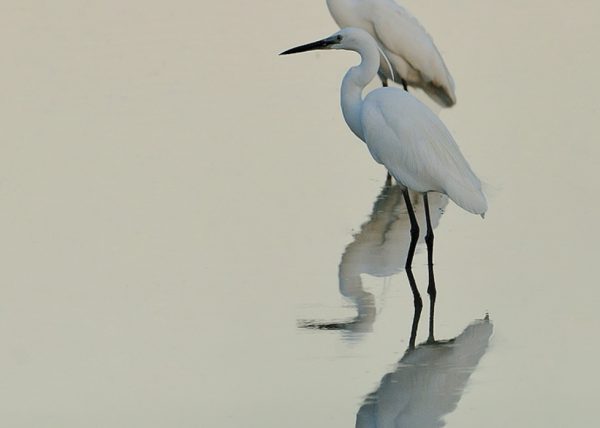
[326,0,457,107]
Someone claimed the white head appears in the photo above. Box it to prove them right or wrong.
[280,27,378,56]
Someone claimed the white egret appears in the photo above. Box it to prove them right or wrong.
[326,0,457,108]
[281,28,486,341]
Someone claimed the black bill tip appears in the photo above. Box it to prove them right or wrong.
[280,38,334,56]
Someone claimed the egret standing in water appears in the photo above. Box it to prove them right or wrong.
[326,0,456,107]
[281,28,486,342]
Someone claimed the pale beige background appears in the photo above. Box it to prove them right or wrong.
[1,1,599,427]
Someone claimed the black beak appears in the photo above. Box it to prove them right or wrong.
[280,38,335,55]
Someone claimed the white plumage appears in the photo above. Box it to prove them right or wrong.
[282,27,486,343]
[282,28,485,216]
[361,89,486,214]
[326,0,456,107]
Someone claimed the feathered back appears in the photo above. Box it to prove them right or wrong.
[361,88,486,215]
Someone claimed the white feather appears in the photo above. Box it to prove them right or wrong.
[330,28,486,216]
[361,88,486,214]
[326,0,456,107]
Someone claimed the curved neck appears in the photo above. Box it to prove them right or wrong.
[340,39,381,141]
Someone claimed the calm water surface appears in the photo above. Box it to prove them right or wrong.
[1,1,599,427]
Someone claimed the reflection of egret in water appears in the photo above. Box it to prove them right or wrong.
[301,184,447,334]
[356,317,493,428]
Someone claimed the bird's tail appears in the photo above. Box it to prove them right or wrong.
[446,184,487,217]
[423,81,456,108]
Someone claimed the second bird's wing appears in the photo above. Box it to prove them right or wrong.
[360,88,486,215]
[367,0,456,106]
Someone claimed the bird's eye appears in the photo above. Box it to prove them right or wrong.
[336,35,343,42]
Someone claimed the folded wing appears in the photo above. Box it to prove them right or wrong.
[361,88,486,215]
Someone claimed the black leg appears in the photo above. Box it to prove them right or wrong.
[403,190,422,349]
[423,193,436,343]
[385,172,392,185]
[401,79,408,91]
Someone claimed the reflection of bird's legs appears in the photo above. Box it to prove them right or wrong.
[403,190,422,349]
[423,193,436,343]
